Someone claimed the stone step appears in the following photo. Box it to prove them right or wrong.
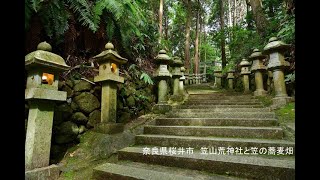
[166,112,276,118]
[144,126,283,139]
[188,94,253,97]
[188,96,257,100]
[173,108,271,112]
[156,118,278,127]
[184,101,262,105]
[176,104,265,108]
[187,98,259,101]
[93,161,240,180]
[118,146,295,179]
[135,134,295,150]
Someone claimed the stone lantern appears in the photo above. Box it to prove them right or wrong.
[249,49,267,96]
[92,42,127,134]
[213,69,222,88]
[227,69,235,90]
[170,57,184,101]
[180,66,186,95]
[263,37,291,106]
[240,59,251,93]
[152,50,172,114]
[25,42,69,178]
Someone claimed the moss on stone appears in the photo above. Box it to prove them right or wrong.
[275,102,295,123]
[256,96,273,107]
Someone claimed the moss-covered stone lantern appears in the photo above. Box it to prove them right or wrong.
[213,69,222,88]
[263,37,292,107]
[180,66,186,94]
[92,42,127,133]
[152,50,172,114]
[227,69,235,90]
[25,42,70,178]
[249,49,267,96]
[240,59,251,93]
[170,57,184,101]
[267,70,274,93]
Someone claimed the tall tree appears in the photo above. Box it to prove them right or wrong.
[219,0,227,69]
[184,0,191,73]
[159,0,164,43]
[194,0,200,74]
[248,0,269,37]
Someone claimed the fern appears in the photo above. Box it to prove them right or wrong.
[105,16,115,41]
[30,0,43,12]
[140,73,154,85]
[66,0,98,32]
[38,0,70,40]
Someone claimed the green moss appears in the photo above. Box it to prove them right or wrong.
[256,96,273,107]
[63,171,74,180]
[275,102,295,123]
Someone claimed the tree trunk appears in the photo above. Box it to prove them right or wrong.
[249,0,269,37]
[159,0,164,43]
[184,0,191,73]
[164,3,169,40]
[219,0,227,69]
[194,9,200,74]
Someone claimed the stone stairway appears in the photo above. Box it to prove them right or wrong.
[93,85,295,180]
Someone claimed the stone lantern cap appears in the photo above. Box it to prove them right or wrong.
[239,59,250,67]
[214,69,223,78]
[93,42,128,64]
[155,50,172,64]
[249,49,266,60]
[25,42,70,71]
[263,37,290,54]
[180,66,186,72]
[249,49,267,71]
[172,57,183,66]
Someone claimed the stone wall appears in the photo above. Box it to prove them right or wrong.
[25,74,156,162]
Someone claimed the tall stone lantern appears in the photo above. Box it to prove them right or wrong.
[170,57,184,101]
[249,49,267,96]
[213,69,222,88]
[25,42,69,178]
[267,70,274,93]
[263,37,291,106]
[92,42,127,134]
[227,69,235,90]
[152,50,172,114]
[240,59,251,93]
[179,66,186,95]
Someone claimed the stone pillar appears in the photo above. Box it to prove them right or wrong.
[249,49,268,96]
[213,70,222,88]
[180,67,186,94]
[240,59,251,93]
[227,69,235,90]
[92,42,128,134]
[192,74,196,84]
[25,42,70,178]
[203,64,207,82]
[267,70,274,93]
[184,73,189,85]
[263,37,292,107]
[152,50,172,113]
[170,57,184,101]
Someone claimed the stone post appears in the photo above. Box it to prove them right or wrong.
[192,74,196,84]
[249,49,268,96]
[92,42,128,134]
[203,64,207,82]
[263,37,292,107]
[184,73,189,85]
[170,57,184,101]
[180,66,186,94]
[213,70,222,88]
[152,50,172,113]
[240,59,251,93]
[267,70,274,93]
[25,42,70,178]
[227,69,235,90]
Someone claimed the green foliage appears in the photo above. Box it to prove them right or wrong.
[140,73,154,85]
[285,71,295,84]
[25,0,33,30]
[39,0,70,41]
[275,102,295,123]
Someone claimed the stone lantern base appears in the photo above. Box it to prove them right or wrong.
[170,94,184,102]
[254,89,267,97]
[152,104,172,114]
[25,164,61,180]
[271,96,293,109]
[94,123,124,134]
